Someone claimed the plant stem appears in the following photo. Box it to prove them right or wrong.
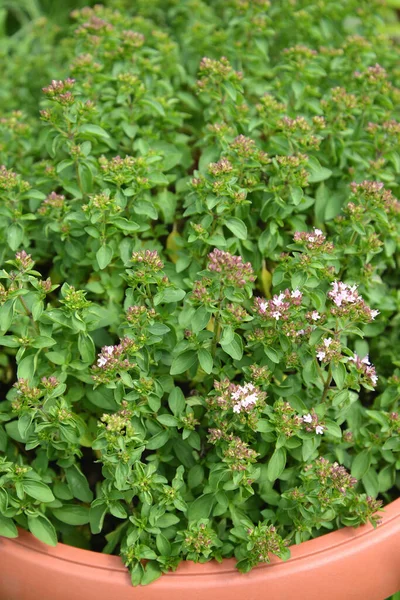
[211,283,224,357]
[211,319,221,358]
[18,295,39,334]
[321,364,333,403]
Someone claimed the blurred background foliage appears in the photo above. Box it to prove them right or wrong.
[0,0,399,116]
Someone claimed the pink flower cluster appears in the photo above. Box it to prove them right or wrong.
[302,412,324,435]
[349,354,378,387]
[349,180,400,216]
[222,436,258,471]
[38,191,65,215]
[231,383,260,414]
[15,250,34,271]
[131,249,164,273]
[316,337,342,363]
[208,158,233,176]
[313,457,358,494]
[254,289,302,321]
[42,78,76,105]
[211,379,266,415]
[207,249,255,287]
[328,281,379,321]
[92,338,137,384]
[293,228,332,251]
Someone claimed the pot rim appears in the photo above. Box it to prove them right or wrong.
[8,497,400,577]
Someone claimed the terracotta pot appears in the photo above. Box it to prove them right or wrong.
[1,498,400,600]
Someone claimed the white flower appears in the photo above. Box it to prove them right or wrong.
[315,425,324,435]
[272,311,281,320]
[316,350,326,361]
[323,337,333,347]
[314,228,323,236]
[291,289,302,299]
[273,293,285,307]
[303,413,313,423]
[311,311,320,321]
[371,310,379,320]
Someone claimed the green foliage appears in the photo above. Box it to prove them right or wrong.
[0,0,399,586]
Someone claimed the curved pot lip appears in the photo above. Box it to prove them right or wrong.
[9,497,400,576]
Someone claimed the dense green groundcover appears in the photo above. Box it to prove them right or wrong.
[0,0,400,586]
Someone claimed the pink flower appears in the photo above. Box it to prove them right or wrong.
[207,249,255,287]
[328,282,379,322]
[349,354,378,387]
[303,413,313,423]
[230,382,260,413]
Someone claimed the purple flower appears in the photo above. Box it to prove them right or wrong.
[207,249,255,287]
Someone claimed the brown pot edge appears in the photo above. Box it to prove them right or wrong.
[5,496,400,577]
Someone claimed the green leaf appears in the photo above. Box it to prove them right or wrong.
[156,533,171,555]
[168,387,186,416]
[378,465,395,493]
[289,186,304,206]
[156,513,180,528]
[220,327,234,345]
[113,218,140,232]
[130,563,144,586]
[53,505,90,526]
[0,515,18,538]
[22,480,55,503]
[96,245,113,270]
[170,350,197,375]
[148,323,170,335]
[89,502,107,534]
[188,465,204,489]
[65,465,93,502]
[324,419,342,439]
[188,494,215,521]
[17,354,36,383]
[267,447,286,482]
[78,333,95,363]
[134,199,158,219]
[30,336,55,349]
[351,450,371,480]
[141,98,165,117]
[0,299,15,334]
[0,336,19,347]
[156,414,178,427]
[362,469,379,498]
[331,362,346,389]
[198,348,213,374]
[264,346,280,364]
[221,333,243,360]
[307,157,332,183]
[223,81,237,102]
[154,288,186,305]
[28,515,57,546]
[78,124,110,139]
[224,217,247,240]
[141,561,162,586]
[7,223,24,251]
[146,430,170,450]
[192,306,210,333]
